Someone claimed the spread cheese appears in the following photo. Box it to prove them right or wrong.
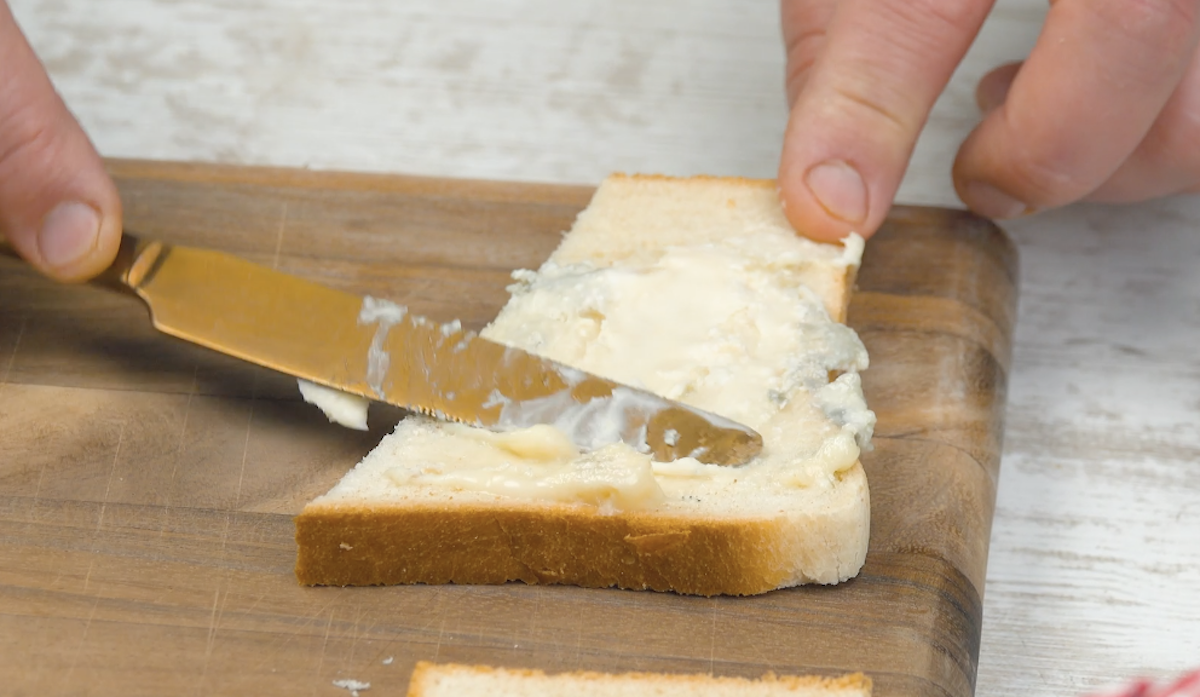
[298,379,370,431]
[317,225,875,514]
[381,424,665,512]
[294,296,410,430]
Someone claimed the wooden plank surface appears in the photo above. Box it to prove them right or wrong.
[0,160,1017,697]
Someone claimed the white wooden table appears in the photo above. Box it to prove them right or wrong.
[12,1,1200,694]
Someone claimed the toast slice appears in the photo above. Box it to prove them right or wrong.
[405,661,873,697]
[294,174,875,596]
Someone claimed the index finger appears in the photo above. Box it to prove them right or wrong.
[778,0,995,242]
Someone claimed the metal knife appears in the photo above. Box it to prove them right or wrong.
[4,235,762,466]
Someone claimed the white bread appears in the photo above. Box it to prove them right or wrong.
[294,174,875,596]
[405,661,873,697]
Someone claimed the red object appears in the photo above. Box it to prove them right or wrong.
[1088,671,1200,697]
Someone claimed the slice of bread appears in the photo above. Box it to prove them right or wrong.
[405,661,873,697]
[294,174,875,596]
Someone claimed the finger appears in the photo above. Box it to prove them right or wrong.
[953,0,1200,218]
[975,61,1022,115]
[778,0,995,243]
[781,0,838,107]
[980,46,1200,202]
[0,1,121,282]
[1086,44,1200,202]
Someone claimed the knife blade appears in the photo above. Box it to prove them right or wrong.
[14,235,762,466]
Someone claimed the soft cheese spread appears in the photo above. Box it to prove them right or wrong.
[299,379,370,431]
[380,424,665,512]
[316,224,875,513]
[295,296,411,430]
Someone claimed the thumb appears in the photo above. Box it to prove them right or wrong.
[0,1,121,282]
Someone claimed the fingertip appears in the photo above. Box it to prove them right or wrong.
[777,158,876,244]
[37,197,122,283]
[952,129,1037,220]
[956,178,1034,219]
[975,62,1022,114]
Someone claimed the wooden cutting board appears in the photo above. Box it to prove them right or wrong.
[0,160,1017,697]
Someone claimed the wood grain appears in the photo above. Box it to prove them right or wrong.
[0,160,1016,697]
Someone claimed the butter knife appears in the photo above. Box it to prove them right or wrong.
[3,235,762,466]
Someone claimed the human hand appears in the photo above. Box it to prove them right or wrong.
[777,0,1200,242]
[0,0,121,281]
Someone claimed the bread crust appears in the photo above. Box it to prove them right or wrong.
[406,660,874,695]
[609,172,781,190]
[295,462,868,596]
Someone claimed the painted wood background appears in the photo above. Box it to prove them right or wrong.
[6,0,1200,695]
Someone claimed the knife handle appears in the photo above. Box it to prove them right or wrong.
[0,232,165,297]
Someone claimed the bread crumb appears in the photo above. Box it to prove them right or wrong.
[339,542,353,550]
[332,678,370,696]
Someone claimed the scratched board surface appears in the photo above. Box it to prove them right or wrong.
[0,160,1017,697]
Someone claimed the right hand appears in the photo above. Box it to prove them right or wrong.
[777,0,1200,243]
[0,0,121,282]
